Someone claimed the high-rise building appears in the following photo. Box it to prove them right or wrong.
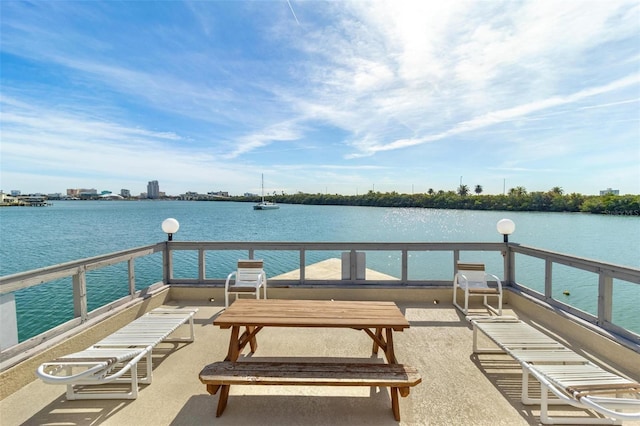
[147,180,160,199]
[600,188,619,195]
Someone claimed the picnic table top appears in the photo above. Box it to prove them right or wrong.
[214,299,410,330]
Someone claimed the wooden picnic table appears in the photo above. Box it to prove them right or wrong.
[203,299,418,420]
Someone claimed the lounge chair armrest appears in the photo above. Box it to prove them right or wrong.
[37,362,109,384]
[225,271,237,289]
[36,346,152,385]
[580,396,640,420]
[454,273,469,288]
[487,273,502,290]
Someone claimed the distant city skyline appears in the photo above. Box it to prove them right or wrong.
[1,1,639,196]
[2,181,625,198]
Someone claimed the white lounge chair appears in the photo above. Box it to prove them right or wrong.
[224,259,267,308]
[526,363,640,424]
[36,307,197,400]
[470,317,640,424]
[453,262,503,315]
[470,316,566,354]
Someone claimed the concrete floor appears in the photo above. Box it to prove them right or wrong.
[2,299,638,426]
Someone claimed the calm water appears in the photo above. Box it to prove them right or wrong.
[1,200,639,340]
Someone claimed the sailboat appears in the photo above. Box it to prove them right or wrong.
[253,174,279,210]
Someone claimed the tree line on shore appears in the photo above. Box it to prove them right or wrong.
[237,186,640,215]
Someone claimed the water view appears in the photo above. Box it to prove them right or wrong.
[1,200,638,340]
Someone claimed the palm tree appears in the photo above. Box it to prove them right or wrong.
[427,188,434,195]
[474,185,483,195]
[509,186,527,197]
[550,186,564,195]
[457,184,470,196]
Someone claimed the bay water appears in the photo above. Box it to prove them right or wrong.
[1,200,638,341]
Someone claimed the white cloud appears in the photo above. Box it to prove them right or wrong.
[1,0,638,195]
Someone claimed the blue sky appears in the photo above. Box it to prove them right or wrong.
[1,1,639,196]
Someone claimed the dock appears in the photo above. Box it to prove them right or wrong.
[272,258,397,280]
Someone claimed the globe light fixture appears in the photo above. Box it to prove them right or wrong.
[496,218,515,243]
[162,218,180,241]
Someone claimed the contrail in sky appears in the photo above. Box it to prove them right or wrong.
[287,0,300,25]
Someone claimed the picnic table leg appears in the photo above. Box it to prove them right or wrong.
[384,328,397,364]
[216,384,231,417]
[225,326,241,361]
[247,326,258,353]
[372,327,382,354]
[390,386,401,421]
[215,325,241,416]
[380,328,401,420]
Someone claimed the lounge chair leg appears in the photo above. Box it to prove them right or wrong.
[472,325,478,353]
[139,350,153,384]
[538,383,616,425]
[130,363,139,399]
[464,294,469,315]
[540,384,552,424]
[188,315,195,342]
[65,366,77,400]
[66,384,76,400]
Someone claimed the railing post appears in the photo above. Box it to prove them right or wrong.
[299,249,306,283]
[509,246,515,285]
[544,259,553,300]
[401,249,408,282]
[350,249,357,281]
[453,249,460,275]
[72,267,88,322]
[598,273,613,326]
[0,293,19,350]
[502,244,515,285]
[128,258,136,296]
[198,248,206,282]
[163,242,174,285]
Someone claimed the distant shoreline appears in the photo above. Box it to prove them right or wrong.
[2,191,638,215]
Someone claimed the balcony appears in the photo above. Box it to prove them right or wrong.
[0,241,639,424]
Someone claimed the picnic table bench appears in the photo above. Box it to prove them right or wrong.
[200,361,422,419]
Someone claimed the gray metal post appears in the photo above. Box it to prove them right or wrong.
[72,268,88,322]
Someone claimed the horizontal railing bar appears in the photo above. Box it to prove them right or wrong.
[167,241,506,251]
[167,279,456,287]
[512,245,640,283]
[0,244,163,294]
[509,285,640,350]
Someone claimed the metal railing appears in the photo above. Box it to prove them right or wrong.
[1,240,638,364]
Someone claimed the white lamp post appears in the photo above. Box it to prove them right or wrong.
[496,218,515,243]
[162,218,180,241]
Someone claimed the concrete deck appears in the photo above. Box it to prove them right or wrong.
[2,298,639,426]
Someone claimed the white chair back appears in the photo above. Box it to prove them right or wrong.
[236,260,264,282]
[457,262,486,283]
